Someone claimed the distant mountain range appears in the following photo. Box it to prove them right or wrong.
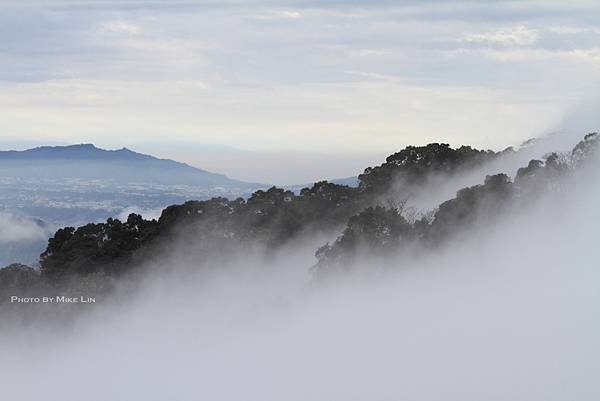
[0,144,265,188]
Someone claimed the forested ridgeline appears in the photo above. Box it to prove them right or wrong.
[1,133,597,302]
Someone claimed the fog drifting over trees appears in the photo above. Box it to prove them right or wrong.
[1,132,598,401]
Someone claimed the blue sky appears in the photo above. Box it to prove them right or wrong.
[1,0,599,182]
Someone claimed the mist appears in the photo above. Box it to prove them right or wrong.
[392,129,589,215]
[0,213,47,245]
[0,213,50,266]
[1,139,598,401]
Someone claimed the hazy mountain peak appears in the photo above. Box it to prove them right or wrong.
[0,143,267,188]
[0,143,162,162]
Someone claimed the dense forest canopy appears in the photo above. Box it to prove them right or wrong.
[1,133,597,302]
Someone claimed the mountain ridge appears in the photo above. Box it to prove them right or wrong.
[0,143,266,188]
[1,143,213,173]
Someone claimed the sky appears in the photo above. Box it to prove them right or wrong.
[1,0,599,182]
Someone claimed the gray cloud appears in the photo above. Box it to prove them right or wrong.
[0,0,598,172]
[1,1,597,85]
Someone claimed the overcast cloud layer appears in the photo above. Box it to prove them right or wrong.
[1,0,599,180]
